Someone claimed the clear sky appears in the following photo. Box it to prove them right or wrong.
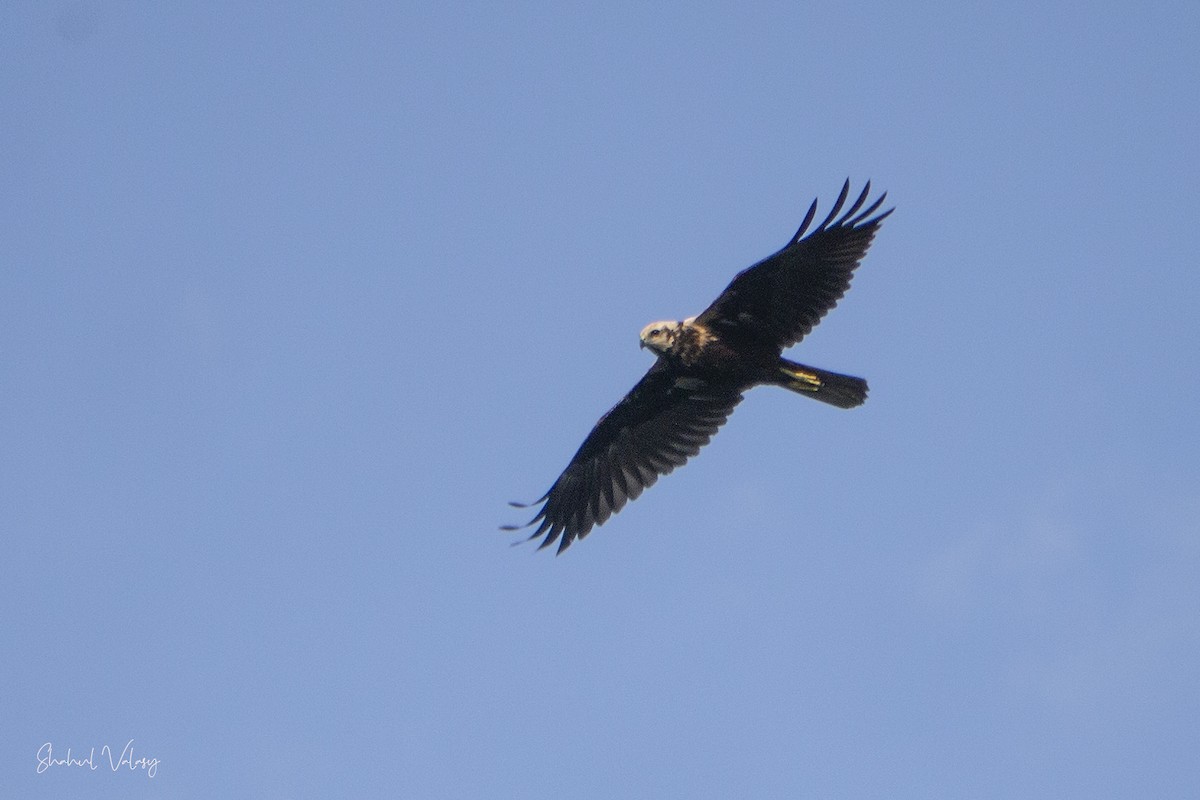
[3,2,1198,798]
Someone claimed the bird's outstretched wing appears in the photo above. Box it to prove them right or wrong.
[504,361,744,554]
[694,180,892,350]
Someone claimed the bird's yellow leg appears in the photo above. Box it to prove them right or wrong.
[779,365,822,392]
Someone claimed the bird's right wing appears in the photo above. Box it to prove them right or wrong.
[504,361,744,554]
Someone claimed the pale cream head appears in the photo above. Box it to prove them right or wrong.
[639,320,682,354]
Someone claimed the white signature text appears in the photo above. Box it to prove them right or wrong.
[36,740,159,778]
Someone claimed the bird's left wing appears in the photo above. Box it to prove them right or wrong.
[694,180,892,350]
[504,361,744,554]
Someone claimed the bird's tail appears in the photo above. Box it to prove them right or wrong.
[776,358,868,409]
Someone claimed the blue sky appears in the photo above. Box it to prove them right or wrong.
[3,2,1198,797]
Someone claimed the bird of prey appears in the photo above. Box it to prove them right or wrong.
[505,180,892,553]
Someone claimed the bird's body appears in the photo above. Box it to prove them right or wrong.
[505,181,892,553]
[638,317,866,407]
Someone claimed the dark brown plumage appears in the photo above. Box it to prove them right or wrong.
[504,180,892,553]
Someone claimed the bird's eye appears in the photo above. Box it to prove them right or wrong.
[651,328,661,336]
